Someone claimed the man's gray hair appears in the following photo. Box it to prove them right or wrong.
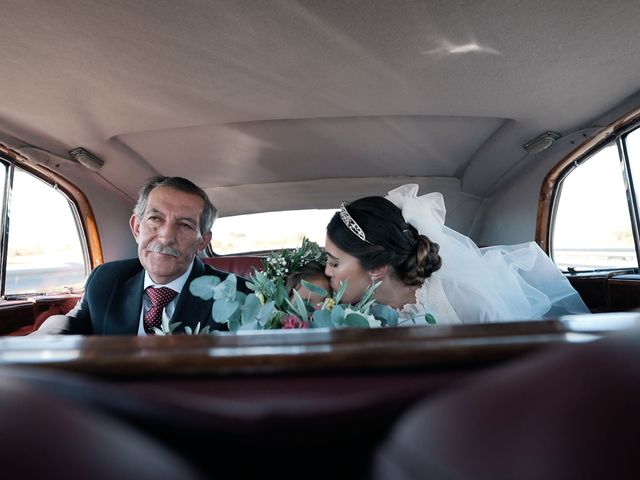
[133,176,217,235]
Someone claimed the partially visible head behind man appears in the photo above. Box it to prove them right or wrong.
[133,176,217,236]
[285,261,331,305]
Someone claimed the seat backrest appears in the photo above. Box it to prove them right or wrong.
[372,333,640,480]
[0,367,204,480]
[202,255,264,278]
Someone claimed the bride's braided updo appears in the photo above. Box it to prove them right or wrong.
[327,196,441,286]
[400,224,441,285]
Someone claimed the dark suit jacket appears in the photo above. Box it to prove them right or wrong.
[36,257,249,335]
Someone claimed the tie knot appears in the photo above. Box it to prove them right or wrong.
[146,286,178,307]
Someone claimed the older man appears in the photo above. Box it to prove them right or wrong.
[35,176,246,335]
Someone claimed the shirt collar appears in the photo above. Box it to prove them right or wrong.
[143,260,194,293]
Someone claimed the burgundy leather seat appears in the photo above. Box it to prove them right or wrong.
[201,255,264,278]
[372,332,640,480]
[0,365,478,480]
[0,369,204,480]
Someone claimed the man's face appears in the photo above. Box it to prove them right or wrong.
[130,186,212,284]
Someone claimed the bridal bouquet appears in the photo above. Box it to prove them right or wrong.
[154,239,398,334]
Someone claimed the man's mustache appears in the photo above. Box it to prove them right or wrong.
[146,243,180,257]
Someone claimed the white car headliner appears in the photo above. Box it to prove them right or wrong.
[1,0,639,216]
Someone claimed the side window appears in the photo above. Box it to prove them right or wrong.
[3,167,88,295]
[549,115,640,274]
[626,127,640,216]
[552,144,637,271]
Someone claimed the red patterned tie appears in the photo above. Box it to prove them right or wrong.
[144,287,178,334]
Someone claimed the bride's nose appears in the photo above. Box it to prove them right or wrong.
[324,264,332,277]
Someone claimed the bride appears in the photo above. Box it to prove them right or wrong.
[324,184,589,325]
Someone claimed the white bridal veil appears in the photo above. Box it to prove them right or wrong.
[386,184,590,323]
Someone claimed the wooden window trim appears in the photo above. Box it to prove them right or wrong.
[0,143,103,269]
[537,106,640,254]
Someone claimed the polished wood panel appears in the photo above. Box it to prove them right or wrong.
[0,318,628,378]
[568,272,640,312]
[0,295,81,335]
[608,274,640,311]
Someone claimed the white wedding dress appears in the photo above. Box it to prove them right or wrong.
[386,184,590,324]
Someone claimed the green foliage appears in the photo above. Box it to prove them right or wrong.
[300,278,328,298]
[175,239,436,334]
[261,237,326,280]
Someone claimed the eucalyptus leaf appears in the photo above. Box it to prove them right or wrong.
[356,281,381,309]
[358,299,376,313]
[333,280,348,304]
[330,304,345,326]
[290,288,309,320]
[214,274,238,300]
[425,313,437,325]
[189,275,221,300]
[343,313,371,328]
[370,303,399,327]
[300,279,328,298]
[212,299,239,323]
[238,316,259,330]
[242,294,262,324]
[357,287,374,307]
[227,317,241,332]
[274,277,286,306]
[257,300,276,326]
[312,309,333,328]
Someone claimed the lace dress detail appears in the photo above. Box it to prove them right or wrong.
[398,274,462,325]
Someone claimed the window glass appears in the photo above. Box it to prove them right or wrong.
[626,127,640,218]
[211,209,337,254]
[552,144,636,271]
[0,162,6,232]
[5,169,87,294]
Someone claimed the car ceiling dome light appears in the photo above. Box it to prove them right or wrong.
[69,147,104,171]
[523,131,561,154]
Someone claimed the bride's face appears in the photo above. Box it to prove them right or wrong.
[324,236,372,304]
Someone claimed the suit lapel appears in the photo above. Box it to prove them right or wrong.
[105,270,145,334]
[173,258,213,333]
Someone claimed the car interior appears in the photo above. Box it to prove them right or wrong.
[1,1,640,478]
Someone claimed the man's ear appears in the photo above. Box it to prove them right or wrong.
[198,231,212,252]
[368,265,389,281]
[129,214,140,241]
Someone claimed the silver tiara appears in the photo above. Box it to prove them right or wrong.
[340,202,368,242]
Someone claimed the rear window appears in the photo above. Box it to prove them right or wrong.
[211,209,337,254]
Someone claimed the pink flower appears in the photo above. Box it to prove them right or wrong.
[282,315,310,329]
